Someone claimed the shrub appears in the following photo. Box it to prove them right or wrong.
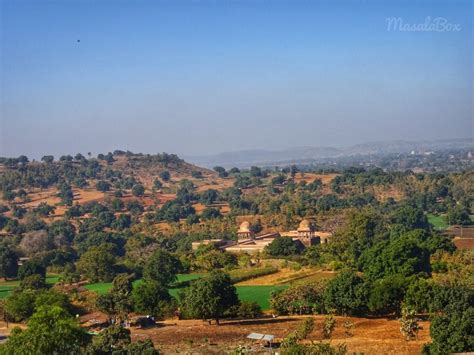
[399,306,421,341]
[18,260,46,280]
[271,281,326,315]
[281,318,315,350]
[323,271,368,316]
[343,320,355,337]
[265,237,304,257]
[232,301,262,319]
[323,314,336,339]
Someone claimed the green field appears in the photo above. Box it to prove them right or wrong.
[428,213,448,230]
[0,275,60,299]
[2,273,286,310]
[84,274,204,295]
[85,274,286,310]
[427,213,474,230]
[236,285,287,310]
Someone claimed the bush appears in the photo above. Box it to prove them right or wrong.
[231,301,262,319]
[368,275,410,316]
[18,260,46,280]
[131,184,145,197]
[403,278,434,313]
[281,318,315,350]
[265,237,304,257]
[271,281,326,315]
[399,306,421,341]
[423,308,474,354]
[323,314,336,339]
[19,274,47,290]
[324,271,368,316]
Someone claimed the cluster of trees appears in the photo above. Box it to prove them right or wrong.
[270,272,473,353]
[0,304,158,354]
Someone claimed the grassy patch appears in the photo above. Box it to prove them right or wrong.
[236,285,287,310]
[85,274,205,295]
[428,213,448,230]
[0,274,60,299]
[84,282,112,294]
[85,274,286,310]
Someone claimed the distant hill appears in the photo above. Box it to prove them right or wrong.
[185,139,473,168]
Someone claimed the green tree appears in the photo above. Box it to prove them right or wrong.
[423,308,474,354]
[58,183,74,206]
[159,170,171,181]
[0,246,18,280]
[88,325,157,354]
[110,198,124,212]
[250,166,263,177]
[143,249,181,286]
[392,205,429,230]
[265,237,304,257]
[404,278,434,313]
[96,180,111,192]
[199,189,219,205]
[271,282,326,315]
[77,243,117,282]
[447,205,472,226]
[201,207,222,220]
[18,259,46,280]
[0,306,89,355]
[132,280,172,318]
[181,271,239,324]
[213,166,228,178]
[4,289,37,322]
[195,250,237,271]
[324,271,368,316]
[97,274,134,322]
[359,235,431,281]
[41,155,54,164]
[153,179,163,189]
[19,274,47,290]
[368,275,409,316]
[132,184,145,197]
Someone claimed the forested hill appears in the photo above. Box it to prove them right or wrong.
[0,151,214,191]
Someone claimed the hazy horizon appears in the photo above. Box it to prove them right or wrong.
[1,0,473,159]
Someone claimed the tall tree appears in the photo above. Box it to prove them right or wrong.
[0,306,89,354]
[132,280,172,319]
[77,243,117,282]
[97,274,134,323]
[181,271,239,324]
[0,246,18,280]
[143,249,181,286]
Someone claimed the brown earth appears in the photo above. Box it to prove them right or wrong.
[131,315,430,354]
[236,268,335,286]
[292,173,339,185]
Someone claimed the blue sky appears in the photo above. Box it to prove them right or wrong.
[1,0,472,158]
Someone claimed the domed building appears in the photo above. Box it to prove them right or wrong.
[237,221,254,240]
[297,219,315,237]
[296,219,319,246]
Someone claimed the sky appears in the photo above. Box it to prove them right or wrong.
[1,0,472,159]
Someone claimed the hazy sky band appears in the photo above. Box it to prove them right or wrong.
[1,0,472,158]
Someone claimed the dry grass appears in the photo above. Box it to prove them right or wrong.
[293,173,339,185]
[131,315,430,354]
[236,268,335,286]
